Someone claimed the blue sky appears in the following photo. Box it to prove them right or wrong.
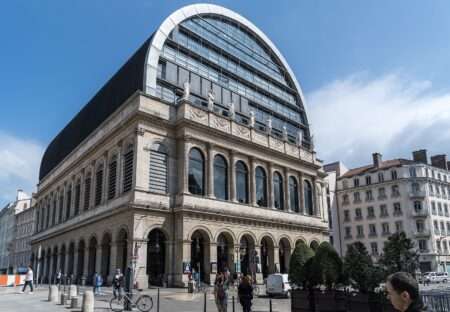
[1,0,450,205]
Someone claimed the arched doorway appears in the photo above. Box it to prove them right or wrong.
[217,232,233,274]
[101,233,112,281]
[68,243,75,278]
[52,247,58,282]
[88,237,98,284]
[77,240,85,282]
[310,241,319,252]
[39,250,45,284]
[147,229,166,286]
[279,238,291,274]
[46,248,51,283]
[239,235,256,278]
[60,245,66,275]
[117,229,128,274]
[191,229,210,283]
[260,236,274,278]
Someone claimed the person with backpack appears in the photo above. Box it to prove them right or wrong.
[238,275,253,312]
[214,273,229,312]
[112,269,124,299]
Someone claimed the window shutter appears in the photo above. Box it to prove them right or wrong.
[149,150,167,193]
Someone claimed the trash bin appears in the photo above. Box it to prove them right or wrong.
[188,281,194,293]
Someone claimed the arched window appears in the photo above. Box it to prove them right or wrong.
[108,155,118,200]
[188,148,205,195]
[255,167,267,207]
[149,143,168,193]
[236,161,249,203]
[95,163,104,206]
[289,177,299,212]
[273,172,284,210]
[304,180,314,215]
[123,144,134,193]
[214,155,228,200]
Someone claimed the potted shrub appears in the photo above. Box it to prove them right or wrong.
[289,242,315,312]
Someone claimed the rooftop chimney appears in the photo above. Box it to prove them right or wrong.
[431,154,448,170]
[372,153,382,167]
[412,149,428,164]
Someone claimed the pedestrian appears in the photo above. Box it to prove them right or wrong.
[56,269,62,285]
[214,273,229,312]
[112,269,124,299]
[21,265,34,294]
[386,272,427,312]
[238,275,253,312]
[93,272,103,295]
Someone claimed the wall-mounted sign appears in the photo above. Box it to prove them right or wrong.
[211,262,217,273]
[183,262,191,274]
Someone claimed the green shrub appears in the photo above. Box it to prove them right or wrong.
[289,241,315,287]
[310,242,343,289]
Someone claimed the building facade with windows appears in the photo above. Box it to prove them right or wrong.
[31,4,328,288]
[0,190,32,273]
[11,203,37,274]
[335,150,450,273]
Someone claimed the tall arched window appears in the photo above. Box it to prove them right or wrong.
[95,163,104,206]
[289,176,299,212]
[149,143,168,193]
[214,155,228,200]
[123,143,134,193]
[255,167,267,207]
[273,172,284,210]
[304,180,314,215]
[108,155,118,200]
[236,161,249,203]
[188,148,205,195]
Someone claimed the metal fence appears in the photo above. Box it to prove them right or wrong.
[422,293,450,312]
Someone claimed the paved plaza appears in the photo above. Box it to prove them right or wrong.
[0,285,290,312]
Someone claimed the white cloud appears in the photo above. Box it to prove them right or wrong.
[307,72,450,168]
[0,132,44,206]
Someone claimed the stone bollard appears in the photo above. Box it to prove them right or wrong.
[82,290,94,312]
[71,296,80,309]
[60,292,68,305]
[48,285,59,303]
[68,284,77,299]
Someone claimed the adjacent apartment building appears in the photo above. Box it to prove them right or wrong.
[31,4,329,288]
[0,190,32,273]
[334,150,450,273]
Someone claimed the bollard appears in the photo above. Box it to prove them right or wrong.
[69,284,77,299]
[232,296,235,312]
[60,292,68,305]
[203,291,207,312]
[269,298,273,312]
[71,296,80,309]
[82,290,94,312]
[49,285,59,303]
[157,288,160,312]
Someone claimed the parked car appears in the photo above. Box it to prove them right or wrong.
[266,273,291,297]
[423,271,448,283]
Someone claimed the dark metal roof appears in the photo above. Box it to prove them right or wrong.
[39,36,153,181]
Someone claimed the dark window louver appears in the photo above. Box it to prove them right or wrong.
[66,188,72,220]
[52,199,57,226]
[123,149,134,193]
[45,203,50,229]
[95,169,103,206]
[58,195,64,223]
[149,150,167,193]
[84,177,91,211]
[74,183,81,215]
[108,161,117,200]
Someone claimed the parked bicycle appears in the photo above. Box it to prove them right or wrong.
[109,291,153,312]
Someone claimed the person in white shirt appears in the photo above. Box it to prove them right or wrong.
[21,265,34,293]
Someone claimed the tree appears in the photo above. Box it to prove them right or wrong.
[289,241,315,287]
[344,242,382,293]
[310,242,343,289]
[378,232,419,276]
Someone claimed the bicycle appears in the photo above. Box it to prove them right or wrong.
[109,291,153,312]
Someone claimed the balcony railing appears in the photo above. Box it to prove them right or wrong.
[412,209,428,217]
[414,229,431,237]
[409,190,426,198]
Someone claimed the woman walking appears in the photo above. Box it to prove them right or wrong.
[238,275,253,312]
[214,273,229,312]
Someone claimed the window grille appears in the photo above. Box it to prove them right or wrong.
[108,158,117,199]
[149,148,168,194]
[123,147,134,193]
[95,165,104,206]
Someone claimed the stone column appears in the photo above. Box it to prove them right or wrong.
[268,163,274,209]
[63,251,69,276]
[116,141,123,195]
[102,152,108,205]
[108,242,118,284]
[165,240,175,286]
[134,241,149,289]
[181,240,192,286]
[230,151,237,202]
[273,246,280,273]
[207,144,215,198]
[254,246,263,284]
[284,168,290,212]
[299,172,305,214]
[95,246,102,276]
[249,157,256,206]
[233,244,240,274]
[82,247,89,278]
[312,176,320,217]
[209,242,217,285]
[79,169,85,214]
[73,250,79,279]
[179,141,190,194]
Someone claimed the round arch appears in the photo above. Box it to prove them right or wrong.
[143,224,171,242]
[213,228,237,245]
[187,225,214,243]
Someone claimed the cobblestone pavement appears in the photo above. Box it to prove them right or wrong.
[0,285,290,312]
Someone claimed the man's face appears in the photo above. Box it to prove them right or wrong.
[386,281,409,311]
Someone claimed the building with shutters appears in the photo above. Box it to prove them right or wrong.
[31,4,328,287]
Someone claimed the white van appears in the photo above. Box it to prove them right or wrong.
[266,274,291,297]
[423,271,448,283]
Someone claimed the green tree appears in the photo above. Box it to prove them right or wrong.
[310,242,343,289]
[344,242,382,293]
[289,241,315,287]
[378,232,419,276]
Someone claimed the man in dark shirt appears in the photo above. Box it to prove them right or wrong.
[386,272,426,312]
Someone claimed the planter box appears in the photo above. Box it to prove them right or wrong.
[315,290,347,312]
[291,289,313,312]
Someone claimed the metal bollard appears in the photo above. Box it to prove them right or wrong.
[49,285,59,303]
[82,290,94,312]
[203,291,207,312]
[60,292,68,305]
[69,284,77,300]
[232,296,235,312]
[71,296,80,309]
[157,288,160,312]
[269,298,273,312]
